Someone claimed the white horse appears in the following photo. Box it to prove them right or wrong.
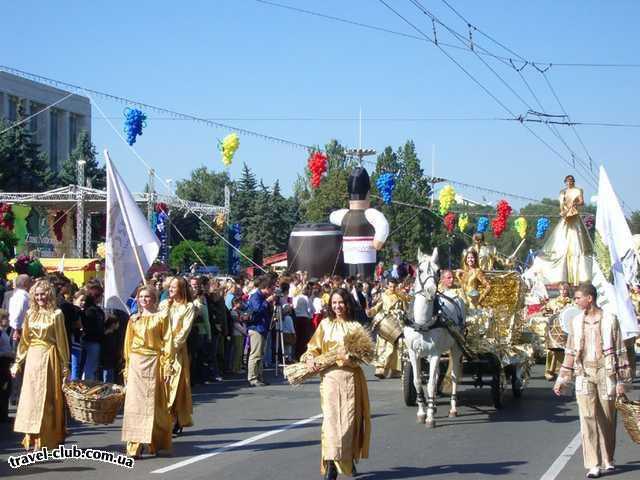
[403,248,464,428]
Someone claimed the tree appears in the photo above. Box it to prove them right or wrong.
[172,166,232,244]
[168,240,226,271]
[301,140,355,222]
[0,113,55,192]
[55,130,105,189]
[628,210,640,235]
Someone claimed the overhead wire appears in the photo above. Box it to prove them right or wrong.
[253,0,640,69]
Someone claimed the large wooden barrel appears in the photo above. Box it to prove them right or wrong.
[288,223,344,278]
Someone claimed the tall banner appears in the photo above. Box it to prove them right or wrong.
[155,210,169,263]
[594,166,639,339]
[228,223,241,275]
[104,150,160,311]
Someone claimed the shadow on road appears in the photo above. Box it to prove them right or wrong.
[357,461,527,478]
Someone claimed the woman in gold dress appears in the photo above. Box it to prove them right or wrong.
[10,279,69,450]
[302,288,371,480]
[122,285,174,458]
[162,276,195,435]
[456,249,491,306]
[537,175,593,285]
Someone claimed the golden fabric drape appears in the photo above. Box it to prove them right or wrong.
[122,310,175,455]
[12,309,69,450]
[161,300,195,428]
[302,318,371,477]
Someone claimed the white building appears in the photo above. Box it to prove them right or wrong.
[0,71,91,171]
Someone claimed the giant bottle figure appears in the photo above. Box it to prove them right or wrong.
[329,167,390,280]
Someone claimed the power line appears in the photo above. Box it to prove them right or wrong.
[253,0,640,69]
[377,0,598,190]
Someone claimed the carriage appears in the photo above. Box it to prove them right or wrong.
[400,270,535,410]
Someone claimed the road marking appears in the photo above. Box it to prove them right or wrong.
[151,413,323,474]
[539,431,582,480]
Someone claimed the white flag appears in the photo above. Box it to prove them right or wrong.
[594,166,638,339]
[57,254,65,273]
[104,150,159,311]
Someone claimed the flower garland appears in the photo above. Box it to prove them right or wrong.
[0,203,14,231]
[438,185,456,215]
[123,108,147,146]
[444,212,456,233]
[491,199,512,238]
[535,217,550,239]
[514,216,528,239]
[220,133,240,167]
[458,213,469,233]
[476,216,489,233]
[375,173,396,204]
[52,210,67,242]
[308,151,328,189]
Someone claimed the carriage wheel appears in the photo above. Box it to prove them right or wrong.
[491,373,504,409]
[402,360,417,407]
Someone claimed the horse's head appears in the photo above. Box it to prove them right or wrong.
[414,247,439,302]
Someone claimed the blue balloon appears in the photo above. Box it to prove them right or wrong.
[536,217,550,239]
[476,216,489,233]
[375,173,396,204]
[123,108,147,146]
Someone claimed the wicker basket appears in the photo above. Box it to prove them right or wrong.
[63,380,125,425]
[616,394,640,444]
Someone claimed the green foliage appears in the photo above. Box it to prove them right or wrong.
[0,112,56,192]
[169,240,226,271]
[628,210,640,234]
[54,130,105,189]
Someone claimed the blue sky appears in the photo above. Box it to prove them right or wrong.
[3,1,639,211]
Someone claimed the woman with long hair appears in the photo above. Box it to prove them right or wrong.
[302,288,371,479]
[122,285,174,458]
[162,276,195,435]
[456,249,491,306]
[10,279,69,450]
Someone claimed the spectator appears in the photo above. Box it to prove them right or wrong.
[82,283,105,381]
[230,298,248,374]
[70,290,87,381]
[190,276,212,385]
[293,283,314,361]
[0,309,13,422]
[246,276,275,387]
[101,312,120,383]
[8,274,31,347]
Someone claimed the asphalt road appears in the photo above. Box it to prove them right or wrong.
[1,362,639,480]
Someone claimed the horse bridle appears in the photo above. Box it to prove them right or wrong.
[414,262,437,298]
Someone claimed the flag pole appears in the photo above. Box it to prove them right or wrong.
[105,150,146,283]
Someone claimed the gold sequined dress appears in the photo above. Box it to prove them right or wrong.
[301,318,371,477]
[537,186,593,285]
[161,300,195,428]
[369,290,409,377]
[122,310,175,456]
[11,308,69,450]
[456,267,491,306]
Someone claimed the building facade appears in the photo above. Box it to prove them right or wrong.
[0,71,91,171]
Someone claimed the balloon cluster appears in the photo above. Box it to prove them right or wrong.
[438,185,456,215]
[308,151,328,189]
[491,200,512,238]
[155,202,169,214]
[444,212,457,233]
[214,212,226,230]
[535,217,550,239]
[375,173,396,204]
[584,215,595,230]
[514,216,528,239]
[96,242,106,259]
[0,203,14,231]
[123,108,147,146]
[458,213,469,233]
[476,216,489,233]
[220,133,240,167]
